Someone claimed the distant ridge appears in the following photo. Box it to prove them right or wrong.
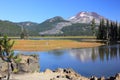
[0,11,111,36]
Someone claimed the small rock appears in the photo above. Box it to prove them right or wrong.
[50,78,56,80]
[62,75,65,78]
[109,76,115,80]
[66,75,71,79]
[115,73,120,80]
[44,69,53,74]
[56,76,60,78]
[99,77,105,80]
[56,68,63,73]
[90,76,98,80]
[63,68,72,74]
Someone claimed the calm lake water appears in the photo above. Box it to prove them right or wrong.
[15,44,120,77]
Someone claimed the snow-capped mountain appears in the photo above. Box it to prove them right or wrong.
[39,12,107,35]
[69,11,105,23]
[0,11,109,36]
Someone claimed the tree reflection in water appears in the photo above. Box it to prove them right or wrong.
[99,45,119,61]
[69,44,120,62]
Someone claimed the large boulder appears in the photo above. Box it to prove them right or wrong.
[0,54,40,74]
[17,54,40,73]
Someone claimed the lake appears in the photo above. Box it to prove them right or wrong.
[15,44,120,77]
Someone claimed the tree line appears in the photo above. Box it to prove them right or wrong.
[91,19,120,42]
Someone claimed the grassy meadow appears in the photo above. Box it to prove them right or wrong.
[12,39,103,51]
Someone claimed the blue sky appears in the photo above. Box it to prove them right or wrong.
[0,0,120,23]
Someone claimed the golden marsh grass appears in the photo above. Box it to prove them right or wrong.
[12,40,103,51]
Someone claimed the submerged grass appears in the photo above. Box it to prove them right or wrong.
[12,40,103,51]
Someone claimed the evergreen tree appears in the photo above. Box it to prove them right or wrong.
[91,18,96,36]
[20,31,25,39]
[101,19,106,40]
[106,19,110,40]
[97,20,102,39]
[97,19,120,42]
[109,22,114,41]
[97,19,105,40]
[118,23,120,40]
[0,35,21,80]
[20,27,29,39]
[114,21,118,40]
[112,22,117,40]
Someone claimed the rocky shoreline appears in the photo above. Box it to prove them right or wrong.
[11,68,120,80]
[43,68,120,80]
[1,67,120,80]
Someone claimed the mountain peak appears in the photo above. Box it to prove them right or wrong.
[47,16,65,23]
[53,16,64,20]
[76,11,103,18]
[69,11,105,23]
[17,21,38,27]
[76,11,89,17]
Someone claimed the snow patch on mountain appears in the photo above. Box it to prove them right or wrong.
[68,11,105,24]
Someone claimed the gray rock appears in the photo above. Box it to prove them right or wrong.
[17,54,40,73]
[0,54,40,74]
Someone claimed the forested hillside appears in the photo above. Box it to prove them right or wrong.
[0,20,21,36]
[61,23,93,36]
